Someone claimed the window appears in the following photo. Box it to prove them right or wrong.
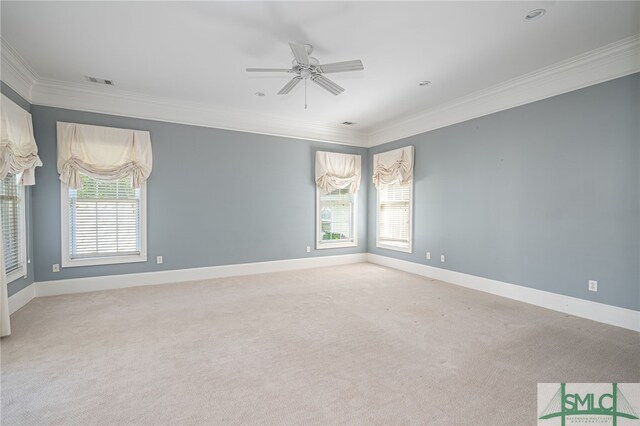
[377,182,413,252]
[316,187,357,249]
[1,173,27,282]
[61,173,146,267]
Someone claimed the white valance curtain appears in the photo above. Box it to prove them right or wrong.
[0,94,42,185]
[372,145,414,188]
[57,122,153,189]
[315,151,362,193]
[1,94,43,338]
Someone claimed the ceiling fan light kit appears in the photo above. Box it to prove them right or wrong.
[247,42,364,108]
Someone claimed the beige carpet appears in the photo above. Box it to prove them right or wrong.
[1,263,638,425]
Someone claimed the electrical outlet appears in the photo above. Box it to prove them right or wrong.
[156,256,163,264]
[426,251,431,260]
[588,280,598,292]
[306,246,311,253]
[440,255,446,263]
[52,264,59,272]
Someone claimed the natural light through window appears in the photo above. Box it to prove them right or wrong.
[0,173,27,282]
[61,173,147,267]
[377,182,412,252]
[317,187,356,249]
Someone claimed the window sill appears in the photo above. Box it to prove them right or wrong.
[316,241,357,250]
[376,241,412,253]
[6,268,26,284]
[62,254,147,268]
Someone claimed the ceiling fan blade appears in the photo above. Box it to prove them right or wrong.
[277,76,302,95]
[289,42,310,66]
[311,75,344,96]
[317,60,364,74]
[246,68,292,73]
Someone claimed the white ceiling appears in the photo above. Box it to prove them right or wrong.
[1,1,639,138]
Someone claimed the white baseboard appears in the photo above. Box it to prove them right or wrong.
[367,254,640,332]
[8,284,36,315]
[35,253,368,297]
[11,252,639,333]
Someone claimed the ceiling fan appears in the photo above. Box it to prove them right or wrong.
[247,42,364,108]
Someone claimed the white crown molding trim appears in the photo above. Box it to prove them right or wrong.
[3,36,638,148]
[1,37,365,147]
[367,35,640,147]
[0,38,39,103]
[29,78,368,147]
[367,254,640,332]
[35,253,367,297]
[8,284,36,315]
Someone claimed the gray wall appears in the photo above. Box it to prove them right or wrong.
[4,74,639,311]
[1,82,36,296]
[368,73,640,311]
[30,106,368,283]
[1,82,30,112]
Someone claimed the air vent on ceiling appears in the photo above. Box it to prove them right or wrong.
[341,121,356,126]
[85,76,114,86]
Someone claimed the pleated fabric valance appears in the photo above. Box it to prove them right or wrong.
[372,145,414,189]
[57,122,152,189]
[0,94,42,185]
[315,151,362,193]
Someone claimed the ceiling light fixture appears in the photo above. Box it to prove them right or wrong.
[255,92,265,97]
[419,81,431,86]
[341,121,356,126]
[525,9,546,21]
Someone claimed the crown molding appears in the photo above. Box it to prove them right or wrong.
[0,38,39,103]
[367,35,640,147]
[1,39,366,147]
[29,79,368,147]
[2,36,638,148]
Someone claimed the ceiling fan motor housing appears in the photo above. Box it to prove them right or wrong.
[293,56,320,74]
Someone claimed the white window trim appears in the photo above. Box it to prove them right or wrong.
[315,188,358,250]
[375,181,413,254]
[60,181,147,268]
[6,177,27,283]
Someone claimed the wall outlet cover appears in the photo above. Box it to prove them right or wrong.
[156,256,163,264]
[52,264,60,272]
[306,246,311,253]
[426,251,431,260]
[588,280,598,292]
[440,255,446,263]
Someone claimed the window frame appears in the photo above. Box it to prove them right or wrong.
[315,187,358,250]
[60,179,147,268]
[2,174,28,283]
[376,181,413,253]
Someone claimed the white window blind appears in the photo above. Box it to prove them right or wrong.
[1,174,25,279]
[68,174,141,260]
[377,182,412,251]
[317,188,356,248]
